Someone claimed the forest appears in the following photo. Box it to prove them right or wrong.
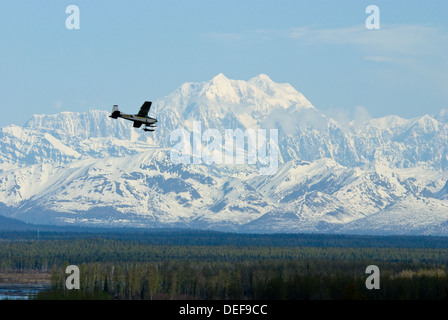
[0,230,448,300]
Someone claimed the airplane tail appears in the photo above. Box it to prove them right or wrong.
[110,105,120,119]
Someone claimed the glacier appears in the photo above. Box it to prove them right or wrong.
[0,73,447,235]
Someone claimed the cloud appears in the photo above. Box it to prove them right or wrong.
[290,24,445,53]
[207,24,447,65]
[54,101,63,110]
[352,106,372,129]
[364,56,393,63]
[327,105,372,132]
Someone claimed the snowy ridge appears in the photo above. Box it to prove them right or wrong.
[0,74,448,234]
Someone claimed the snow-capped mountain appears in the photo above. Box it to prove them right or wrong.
[0,74,447,234]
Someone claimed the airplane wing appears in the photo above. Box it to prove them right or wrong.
[137,101,152,117]
[133,122,143,128]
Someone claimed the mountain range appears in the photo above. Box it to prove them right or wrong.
[1,73,447,235]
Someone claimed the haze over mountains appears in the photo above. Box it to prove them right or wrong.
[1,74,447,234]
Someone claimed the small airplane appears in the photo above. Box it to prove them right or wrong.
[110,101,157,132]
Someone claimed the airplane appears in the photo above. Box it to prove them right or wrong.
[110,101,157,132]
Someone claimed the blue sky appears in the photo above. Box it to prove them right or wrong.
[0,0,447,127]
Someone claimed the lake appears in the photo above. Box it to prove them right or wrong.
[0,284,50,300]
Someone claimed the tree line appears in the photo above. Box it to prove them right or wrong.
[2,237,448,270]
[42,260,448,300]
[0,231,447,300]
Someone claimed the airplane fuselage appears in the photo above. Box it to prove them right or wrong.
[110,101,157,132]
[118,113,157,125]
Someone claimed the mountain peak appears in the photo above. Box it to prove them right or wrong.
[211,73,229,83]
[250,73,273,83]
[203,73,240,103]
[435,109,448,123]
